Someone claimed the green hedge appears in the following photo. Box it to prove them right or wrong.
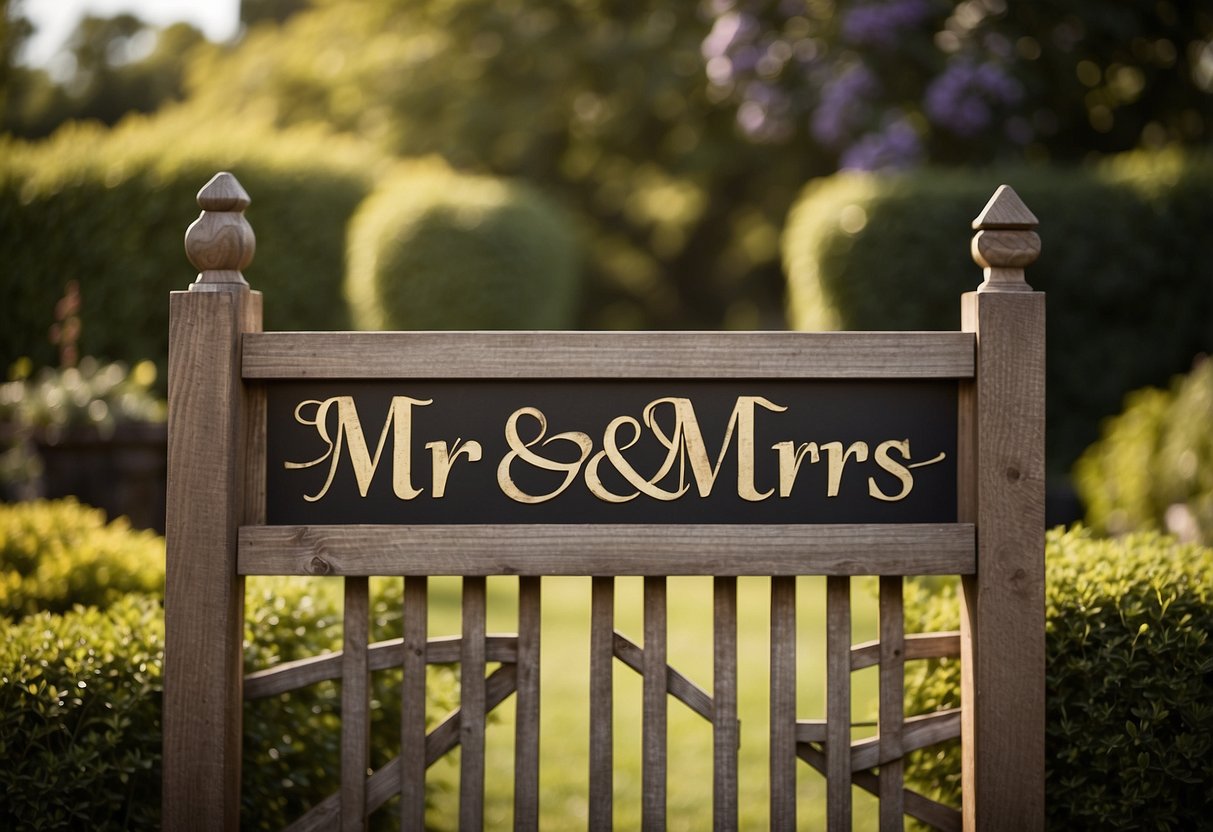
[345,161,581,330]
[1075,357,1213,545]
[902,527,1213,828]
[0,112,386,382]
[0,497,163,618]
[0,500,456,829]
[782,152,1213,476]
[1,595,165,831]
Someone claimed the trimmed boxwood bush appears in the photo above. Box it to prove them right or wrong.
[1074,357,1213,545]
[782,151,1213,477]
[0,112,387,382]
[0,501,457,829]
[346,161,581,330]
[0,595,165,831]
[902,527,1213,829]
[0,497,163,618]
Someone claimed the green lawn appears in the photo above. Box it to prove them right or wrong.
[394,575,891,829]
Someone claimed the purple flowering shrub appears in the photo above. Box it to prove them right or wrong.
[699,0,1211,170]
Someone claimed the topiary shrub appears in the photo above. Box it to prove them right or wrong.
[0,595,165,831]
[346,161,581,330]
[1074,357,1213,545]
[0,112,387,383]
[781,151,1213,479]
[902,527,1213,829]
[0,498,164,618]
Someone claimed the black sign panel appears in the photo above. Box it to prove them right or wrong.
[265,380,957,525]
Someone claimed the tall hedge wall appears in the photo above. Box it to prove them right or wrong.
[0,112,386,382]
[782,152,1213,477]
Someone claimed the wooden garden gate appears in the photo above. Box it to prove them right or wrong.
[163,173,1044,830]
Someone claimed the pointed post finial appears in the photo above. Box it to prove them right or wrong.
[971,185,1039,292]
[184,172,255,291]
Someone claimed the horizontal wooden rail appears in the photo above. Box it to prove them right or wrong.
[243,635,519,700]
[795,708,962,771]
[242,331,975,380]
[238,524,975,576]
[850,630,961,671]
[797,742,962,832]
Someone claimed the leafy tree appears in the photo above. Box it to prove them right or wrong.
[240,0,310,27]
[0,0,33,114]
[2,14,211,138]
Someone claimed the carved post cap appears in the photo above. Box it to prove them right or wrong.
[971,185,1039,293]
[184,172,254,291]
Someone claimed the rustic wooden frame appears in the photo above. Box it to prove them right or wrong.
[163,174,1044,831]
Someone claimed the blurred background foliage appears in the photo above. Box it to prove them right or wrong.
[4,0,1209,334]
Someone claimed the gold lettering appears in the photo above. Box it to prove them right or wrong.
[643,396,784,501]
[498,407,592,504]
[284,396,432,501]
[820,441,869,497]
[868,439,913,501]
[771,441,819,497]
[426,438,483,498]
[585,414,688,502]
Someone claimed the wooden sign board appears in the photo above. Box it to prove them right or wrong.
[265,379,957,525]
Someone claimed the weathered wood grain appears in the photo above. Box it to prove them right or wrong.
[340,577,369,831]
[848,709,962,773]
[589,577,614,831]
[164,286,257,831]
[514,576,541,831]
[826,576,852,831]
[238,524,974,576]
[796,742,961,832]
[849,631,961,672]
[459,577,487,829]
[242,331,974,379]
[714,576,739,831]
[643,577,668,831]
[243,634,517,699]
[769,576,797,831]
[400,577,427,830]
[285,665,519,832]
[879,576,905,830]
[612,633,714,721]
[960,282,1046,831]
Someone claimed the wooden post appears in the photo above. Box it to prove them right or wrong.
[164,172,261,831]
[959,185,1045,831]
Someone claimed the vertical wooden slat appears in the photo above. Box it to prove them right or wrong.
[962,186,1046,832]
[164,172,258,832]
[460,576,487,830]
[642,576,667,831]
[589,577,615,831]
[714,577,739,831]
[879,576,906,830]
[769,576,796,831]
[401,576,428,830]
[826,576,852,831]
[514,576,541,830]
[341,577,370,831]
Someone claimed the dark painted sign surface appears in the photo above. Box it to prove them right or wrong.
[265,380,957,525]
